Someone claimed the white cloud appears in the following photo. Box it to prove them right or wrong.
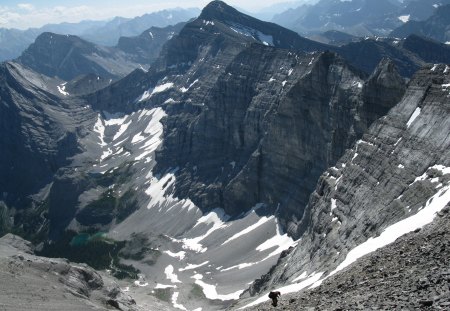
[17,3,34,11]
[0,0,304,29]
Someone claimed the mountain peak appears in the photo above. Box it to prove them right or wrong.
[199,1,247,22]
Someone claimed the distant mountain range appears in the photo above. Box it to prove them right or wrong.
[273,0,450,37]
[391,4,450,42]
[0,8,199,62]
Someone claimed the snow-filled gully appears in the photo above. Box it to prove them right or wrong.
[88,107,298,310]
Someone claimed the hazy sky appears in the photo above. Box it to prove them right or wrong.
[0,0,301,29]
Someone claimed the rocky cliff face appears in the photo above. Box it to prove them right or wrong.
[241,63,450,303]
[0,61,95,238]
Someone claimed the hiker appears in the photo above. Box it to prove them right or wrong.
[268,291,281,307]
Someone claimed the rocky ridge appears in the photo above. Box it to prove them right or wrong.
[239,205,450,310]
[238,63,450,305]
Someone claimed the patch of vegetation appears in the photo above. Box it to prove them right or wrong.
[37,230,139,280]
[189,283,207,300]
[152,288,172,302]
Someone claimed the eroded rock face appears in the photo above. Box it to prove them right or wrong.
[243,63,450,297]
[0,62,94,238]
[153,46,405,233]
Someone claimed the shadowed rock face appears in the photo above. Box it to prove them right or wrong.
[242,63,450,298]
[153,40,405,233]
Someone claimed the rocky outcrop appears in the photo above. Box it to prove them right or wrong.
[0,233,140,311]
[242,63,450,297]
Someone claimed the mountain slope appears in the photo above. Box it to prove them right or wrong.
[81,8,200,46]
[117,22,187,65]
[239,63,450,306]
[17,32,141,81]
[273,0,450,37]
[391,4,450,42]
[0,8,199,62]
[1,2,449,310]
[241,207,450,310]
[0,61,95,239]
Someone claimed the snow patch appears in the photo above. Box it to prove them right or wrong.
[398,15,410,23]
[57,83,69,96]
[155,284,177,289]
[180,208,230,253]
[179,261,209,272]
[194,279,244,301]
[171,292,187,311]
[222,216,272,245]
[331,198,337,211]
[164,250,186,260]
[406,107,421,128]
[255,220,297,258]
[165,265,181,283]
[313,185,450,288]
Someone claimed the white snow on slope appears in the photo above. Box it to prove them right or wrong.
[179,208,230,253]
[312,184,450,288]
[398,15,410,23]
[138,82,174,102]
[165,265,181,283]
[93,115,107,147]
[179,261,209,271]
[57,83,69,96]
[228,22,273,46]
[194,279,244,301]
[256,220,297,257]
[164,250,186,260]
[171,292,187,310]
[240,272,324,309]
[155,284,177,289]
[222,216,272,245]
[406,107,421,128]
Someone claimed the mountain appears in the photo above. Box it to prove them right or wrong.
[273,0,402,36]
[272,0,450,37]
[391,4,450,42]
[1,1,449,310]
[337,34,450,77]
[0,8,199,62]
[117,22,188,64]
[308,30,360,46]
[81,8,200,46]
[239,63,450,308]
[16,32,142,81]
